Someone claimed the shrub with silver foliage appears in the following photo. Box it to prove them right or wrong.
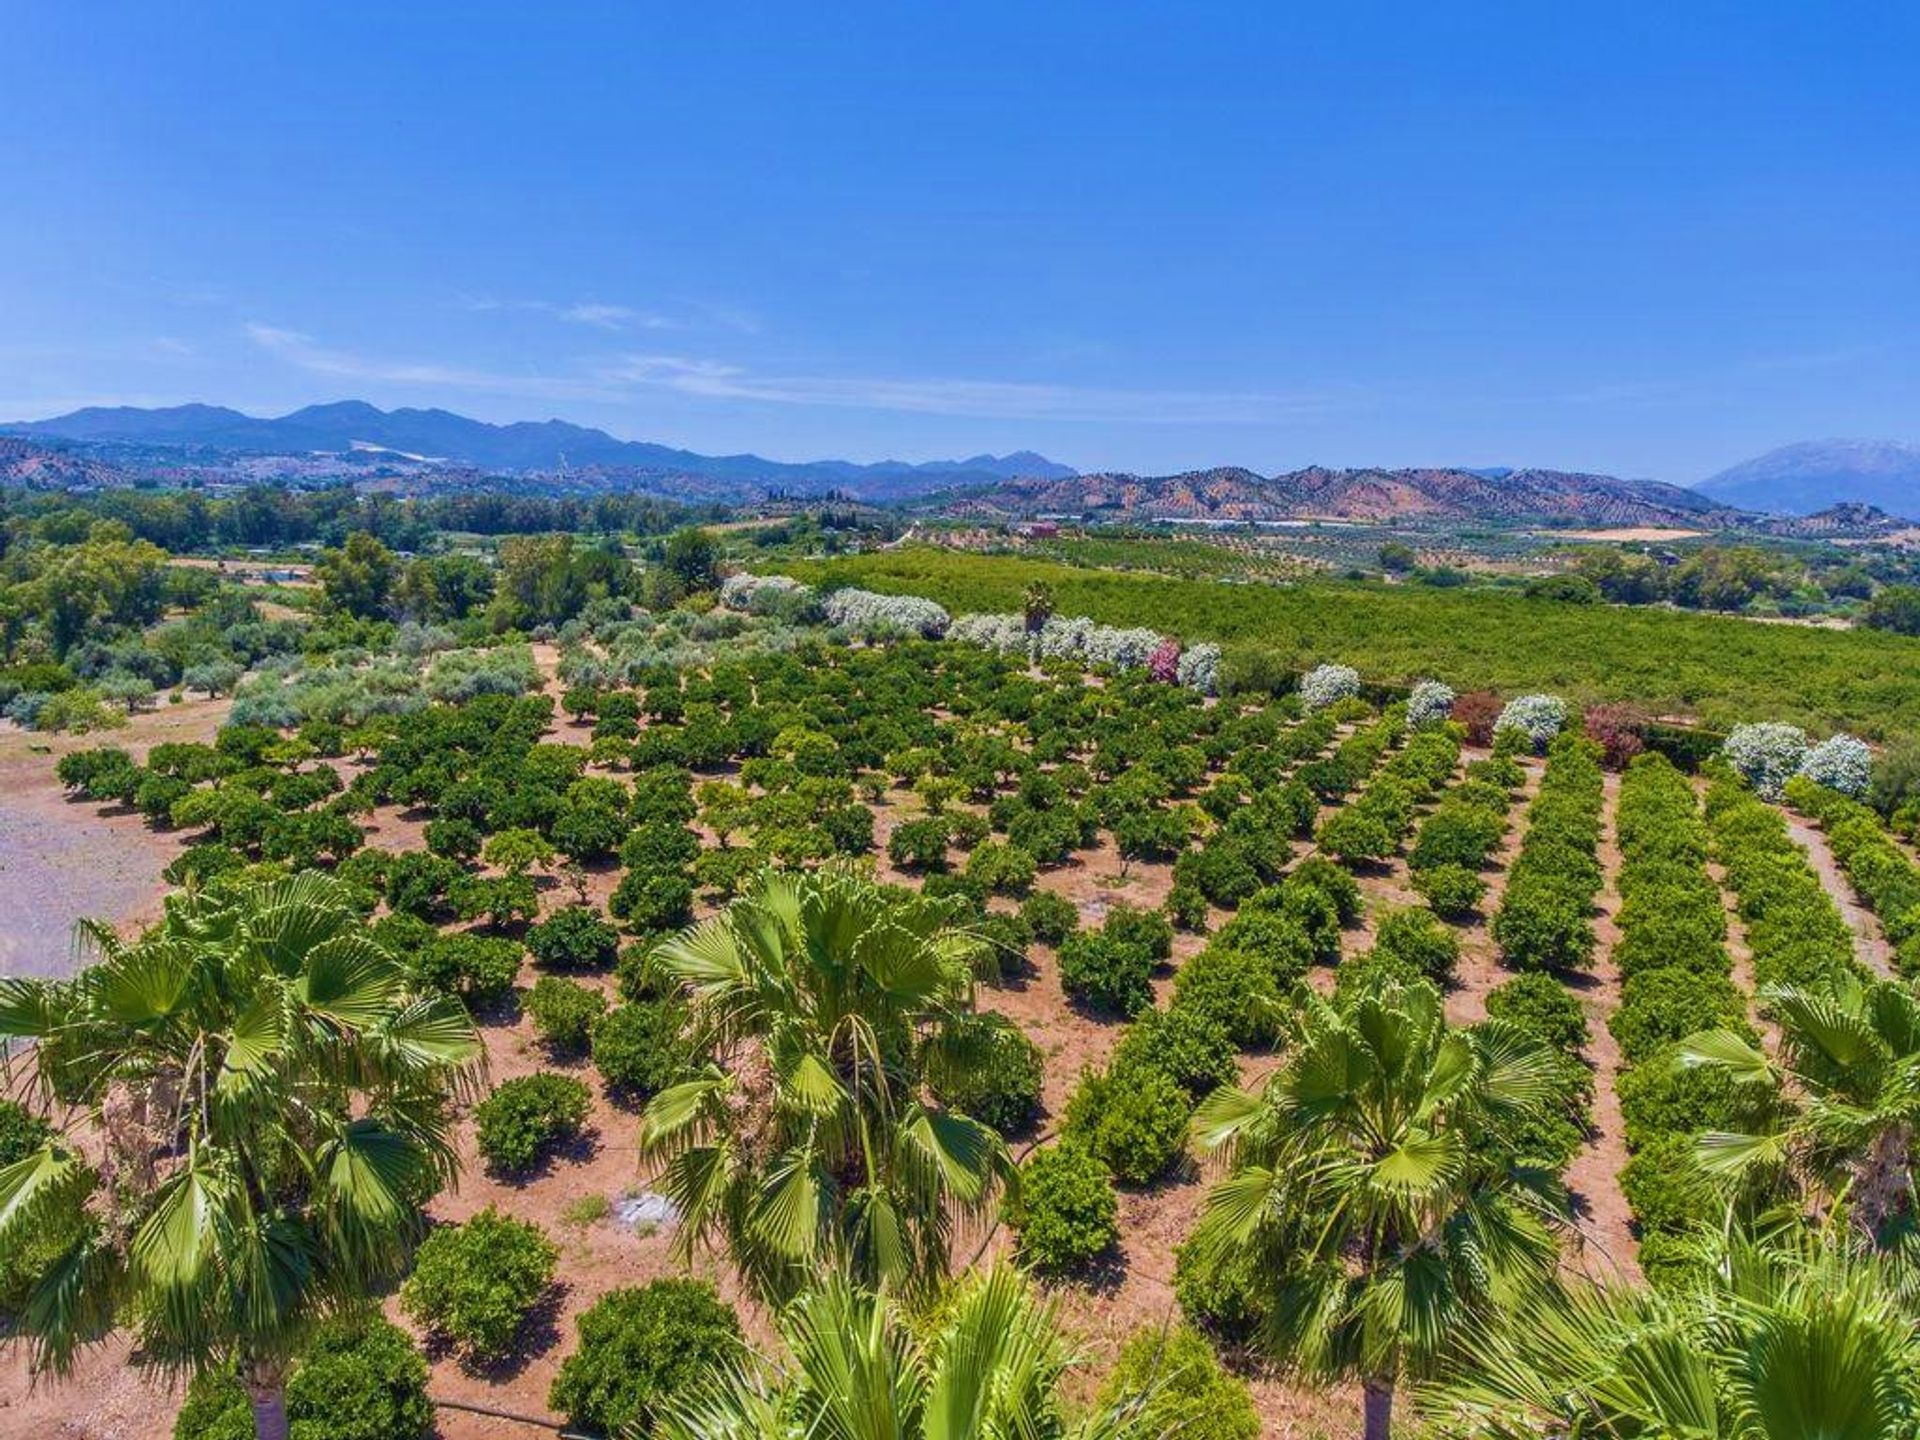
[1722,722,1811,800]
[1300,663,1362,712]
[719,572,814,614]
[949,612,1030,656]
[1493,693,1568,751]
[1798,732,1872,799]
[1084,624,1164,671]
[1176,643,1221,695]
[821,587,950,639]
[1407,680,1457,729]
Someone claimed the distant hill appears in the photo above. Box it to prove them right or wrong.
[1696,440,1920,517]
[949,464,1750,529]
[0,435,135,489]
[3,401,1077,497]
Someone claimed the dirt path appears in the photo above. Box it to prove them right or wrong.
[1561,770,1638,1285]
[0,696,234,981]
[1781,810,1896,977]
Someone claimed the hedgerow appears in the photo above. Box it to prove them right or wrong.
[1787,775,1920,973]
[1492,735,1603,972]
[1702,767,1859,989]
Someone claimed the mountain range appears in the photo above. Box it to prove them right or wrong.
[946,465,1748,529]
[1696,439,1920,516]
[5,400,1914,527]
[2,401,1076,495]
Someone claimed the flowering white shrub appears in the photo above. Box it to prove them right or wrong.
[1176,643,1221,695]
[821,587,950,639]
[1084,624,1164,671]
[1494,693,1568,751]
[949,612,1030,656]
[1300,663,1362,712]
[1722,722,1811,800]
[1035,615,1095,662]
[1408,679,1457,729]
[1798,733,1872,799]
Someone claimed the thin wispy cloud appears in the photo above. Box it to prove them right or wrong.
[453,294,754,334]
[245,323,1354,425]
[244,324,622,405]
[604,354,1350,424]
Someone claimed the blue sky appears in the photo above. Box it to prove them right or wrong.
[3,3,1916,481]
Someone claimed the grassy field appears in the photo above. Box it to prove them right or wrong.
[780,547,1920,737]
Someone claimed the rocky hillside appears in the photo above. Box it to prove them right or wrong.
[951,464,1750,528]
[0,436,134,489]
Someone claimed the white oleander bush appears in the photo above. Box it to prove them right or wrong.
[1722,721,1811,800]
[1494,693,1568,751]
[821,587,951,638]
[949,612,1030,656]
[1300,663,1362,712]
[1176,642,1221,695]
[1407,679,1457,729]
[1798,732,1872,799]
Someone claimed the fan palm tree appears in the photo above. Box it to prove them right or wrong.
[1189,979,1568,1440]
[1022,581,1055,635]
[657,1264,1155,1440]
[1427,1221,1920,1438]
[639,866,1015,1303]
[1678,973,1920,1245]
[0,872,482,1440]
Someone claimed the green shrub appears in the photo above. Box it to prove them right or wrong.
[1021,890,1080,945]
[1171,945,1282,1048]
[173,1315,431,1440]
[1096,1324,1260,1440]
[401,1208,558,1362]
[1413,861,1487,918]
[1368,906,1459,984]
[1620,1132,1719,1238]
[1206,908,1314,988]
[1102,902,1175,961]
[1485,973,1590,1053]
[547,1280,744,1436]
[967,839,1037,895]
[930,1013,1044,1135]
[974,911,1033,978]
[412,933,522,1008]
[610,870,695,933]
[383,851,465,919]
[1617,1051,1744,1151]
[525,975,608,1055]
[887,816,951,871]
[424,816,483,861]
[1609,968,1747,1065]
[1112,1006,1237,1100]
[1064,1063,1191,1184]
[474,1072,592,1174]
[1166,882,1209,931]
[592,1001,686,1100]
[1008,1143,1119,1274]
[1288,854,1364,923]
[1172,1235,1269,1347]
[527,904,620,972]
[1058,932,1156,1017]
